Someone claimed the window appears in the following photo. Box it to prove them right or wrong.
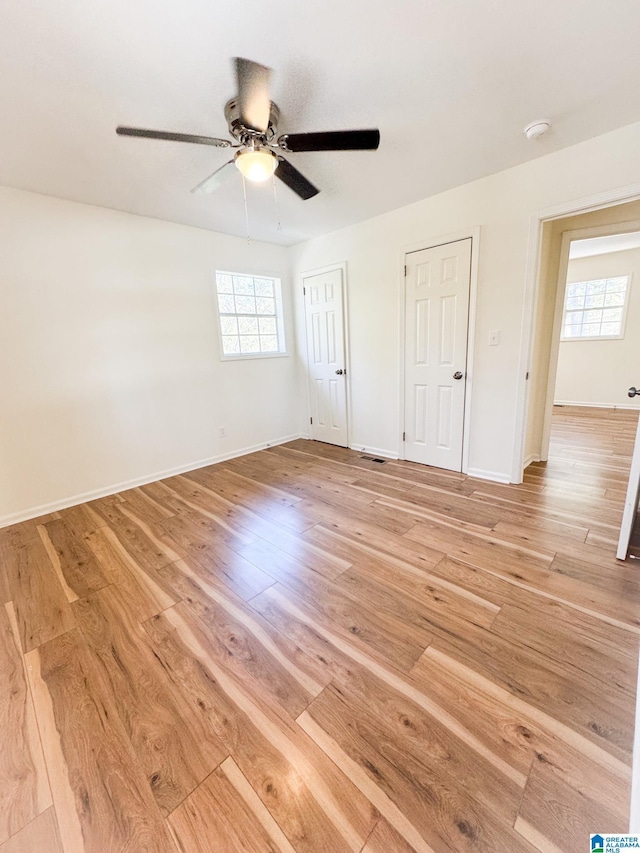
[561,276,630,340]
[215,271,286,358]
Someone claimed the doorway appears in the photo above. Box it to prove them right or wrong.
[522,202,640,561]
[403,237,472,472]
[523,202,640,471]
[553,231,640,412]
[302,265,349,447]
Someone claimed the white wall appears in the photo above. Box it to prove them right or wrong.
[291,120,640,482]
[555,248,640,407]
[6,119,640,522]
[0,187,298,525]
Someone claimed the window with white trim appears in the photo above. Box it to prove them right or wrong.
[561,276,630,340]
[215,271,286,358]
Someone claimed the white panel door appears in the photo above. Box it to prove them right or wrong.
[404,238,471,470]
[304,268,348,447]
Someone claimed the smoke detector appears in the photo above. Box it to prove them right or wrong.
[524,120,551,141]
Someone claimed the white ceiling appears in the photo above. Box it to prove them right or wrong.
[570,232,640,260]
[569,231,640,261]
[3,1,640,247]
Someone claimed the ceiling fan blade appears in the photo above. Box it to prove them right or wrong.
[278,129,380,152]
[116,126,231,148]
[235,57,272,133]
[191,160,237,194]
[275,158,319,200]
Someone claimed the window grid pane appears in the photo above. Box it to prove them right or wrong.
[217,294,235,313]
[254,278,274,297]
[566,282,586,298]
[222,336,240,354]
[562,276,628,339]
[238,316,259,335]
[233,276,255,295]
[258,317,277,335]
[217,274,233,293]
[216,272,284,357]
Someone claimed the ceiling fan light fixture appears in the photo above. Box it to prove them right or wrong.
[235,148,277,182]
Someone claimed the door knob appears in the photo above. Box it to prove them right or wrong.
[629,387,639,398]
[453,371,463,380]
[335,369,344,375]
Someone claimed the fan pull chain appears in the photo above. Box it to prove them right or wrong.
[272,174,282,232]
[242,175,251,244]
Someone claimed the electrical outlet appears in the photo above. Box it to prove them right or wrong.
[219,426,226,438]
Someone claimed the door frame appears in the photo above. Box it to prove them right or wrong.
[300,261,351,447]
[513,181,640,483]
[617,414,640,560]
[398,227,481,472]
[539,220,640,463]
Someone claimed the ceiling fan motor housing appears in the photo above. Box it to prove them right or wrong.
[224,98,280,143]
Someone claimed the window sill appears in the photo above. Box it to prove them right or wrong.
[560,335,624,342]
[219,351,289,362]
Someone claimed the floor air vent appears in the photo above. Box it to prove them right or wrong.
[361,455,387,464]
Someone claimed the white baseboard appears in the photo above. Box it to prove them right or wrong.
[554,400,639,410]
[0,432,303,529]
[349,444,399,460]
[523,453,541,468]
[465,467,511,484]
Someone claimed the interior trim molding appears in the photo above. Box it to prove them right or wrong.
[466,467,511,484]
[554,400,639,410]
[349,443,399,460]
[523,453,541,468]
[0,432,304,529]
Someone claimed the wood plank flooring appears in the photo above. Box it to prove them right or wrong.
[1,405,639,852]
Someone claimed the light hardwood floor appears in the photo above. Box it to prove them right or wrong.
[1,405,639,852]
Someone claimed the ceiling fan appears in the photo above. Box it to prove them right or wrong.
[116,58,380,201]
